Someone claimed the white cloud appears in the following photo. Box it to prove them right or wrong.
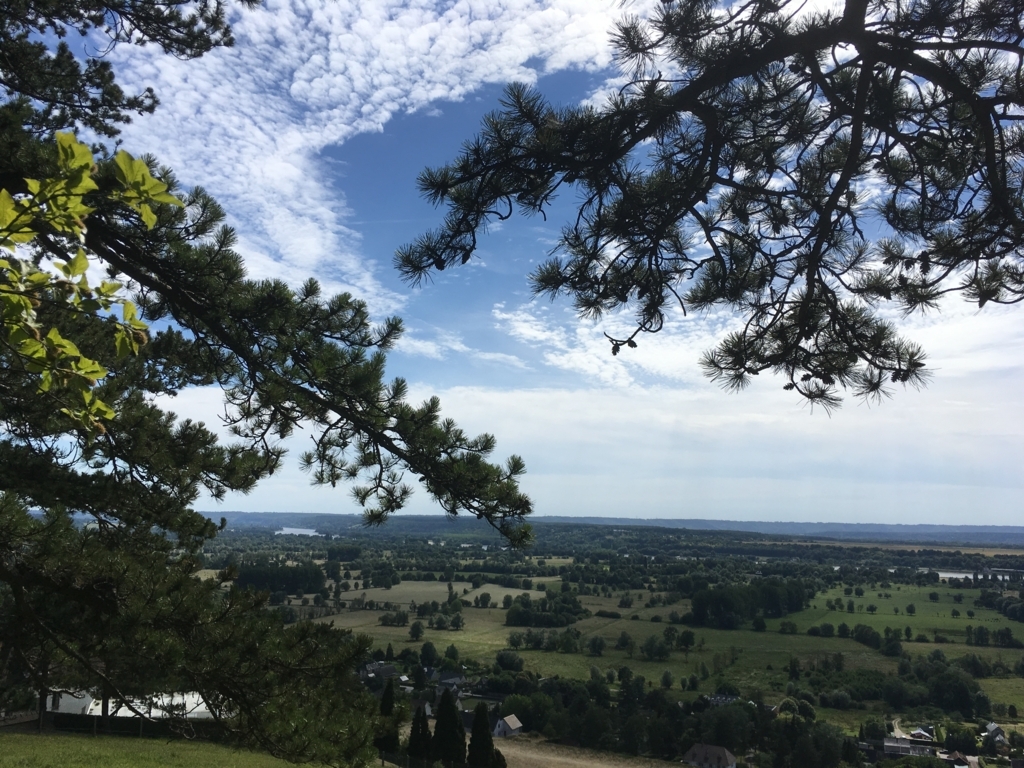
[396,328,529,369]
[109,0,1024,525]
[493,301,746,387]
[107,1,651,315]
[392,374,1024,524]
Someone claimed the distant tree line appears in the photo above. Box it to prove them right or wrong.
[505,591,589,628]
[687,579,809,629]
[236,561,326,595]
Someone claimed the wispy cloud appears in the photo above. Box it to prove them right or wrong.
[492,301,744,388]
[395,328,529,369]
[109,1,656,315]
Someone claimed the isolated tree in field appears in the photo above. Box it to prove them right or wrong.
[906,603,917,615]
[467,702,496,767]
[409,621,425,641]
[432,688,466,765]
[398,0,1024,408]
[678,629,696,655]
[408,706,432,761]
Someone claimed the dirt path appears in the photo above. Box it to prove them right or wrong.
[496,736,670,768]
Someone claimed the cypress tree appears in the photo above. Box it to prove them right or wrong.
[374,678,400,753]
[407,705,432,761]
[380,678,395,717]
[467,702,495,767]
[431,688,465,765]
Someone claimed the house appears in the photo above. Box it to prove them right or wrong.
[48,691,99,715]
[884,737,934,758]
[910,727,934,741]
[47,691,212,719]
[941,751,970,768]
[361,662,398,681]
[681,743,737,768]
[437,671,468,686]
[985,722,1007,745]
[493,714,522,738]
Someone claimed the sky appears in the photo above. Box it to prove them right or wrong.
[102,0,1024,525]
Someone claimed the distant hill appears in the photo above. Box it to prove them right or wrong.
[205,511,1024,547]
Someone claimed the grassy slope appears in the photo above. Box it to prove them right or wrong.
[0,733,290,768]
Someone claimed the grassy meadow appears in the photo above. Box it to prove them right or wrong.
[0,733,290,768]
[319,577,1024,723]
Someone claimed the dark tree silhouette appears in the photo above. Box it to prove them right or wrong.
[467,702,497,767]
[432,688,466,765]
[399,0,1024,409]
[408,705,432,761]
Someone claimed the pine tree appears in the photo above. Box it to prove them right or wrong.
[467,702,495,767]
[381,677,396,717]
[374,678,400,753]
[431,688,466,765]
[386,643,395,661]
[408,705,432,761]
[0,0,533,759]
[398,0,1024,409]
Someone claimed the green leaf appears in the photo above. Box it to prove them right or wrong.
[56,132,95,172]
[114,150,140,186]
[139,203,157,229]
[68,249,89,277]
[0,189,35,249]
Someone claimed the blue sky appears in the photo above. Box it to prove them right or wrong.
[105,1,1024,525]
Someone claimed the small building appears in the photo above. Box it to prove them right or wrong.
[493,715,522,738]
[437,671,468,687]
[47,691,212,719]
[704,695,741,708]
[910,727,934,741]
[985,722,1007,745]
[682,743,737,768]
[884,737,934,758]
[942,751,970,768]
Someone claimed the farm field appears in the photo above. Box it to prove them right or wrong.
[0,733,290,768]
[793,541,1024,557]
[328,579,1024,713]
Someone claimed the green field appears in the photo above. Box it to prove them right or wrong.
[0,733,289,768]
[323,579,1024,718]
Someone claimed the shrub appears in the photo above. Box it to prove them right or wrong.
[495,650,524,672]
[779,621,798,635]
